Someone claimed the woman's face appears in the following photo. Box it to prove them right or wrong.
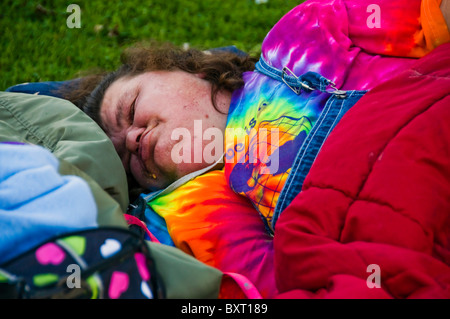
[100,70,230,190]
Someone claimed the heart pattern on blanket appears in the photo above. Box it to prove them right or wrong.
[100,238,122,258]
[141,281,153,299]
[35,243,65,265]
[108,271,129,299]
[3,228,160,299]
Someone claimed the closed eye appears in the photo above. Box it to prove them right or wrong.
[128,94,138,125]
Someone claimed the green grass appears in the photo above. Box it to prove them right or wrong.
[1,0,302,90]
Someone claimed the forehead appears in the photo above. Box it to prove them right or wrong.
[102,75,134,112]
[100,75,136,132]
[101,71,165,113]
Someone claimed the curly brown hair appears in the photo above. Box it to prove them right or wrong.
[58,42,256,200]
[60,42,257,129]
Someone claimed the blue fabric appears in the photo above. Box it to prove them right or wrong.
[143,199,175,247]
[208,45,248,57]
[252,55,368,232]
[0,142,98,264]
[271,90,367,231]
[5,80,79,98]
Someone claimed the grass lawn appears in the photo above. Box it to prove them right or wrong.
[1,0,302,90]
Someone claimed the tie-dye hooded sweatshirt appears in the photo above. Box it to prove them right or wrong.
[223,0,449,231]
[146,0,449,298]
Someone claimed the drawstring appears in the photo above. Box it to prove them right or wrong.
[123,214,161,244]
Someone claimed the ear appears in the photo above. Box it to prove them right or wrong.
[441,0,450,31]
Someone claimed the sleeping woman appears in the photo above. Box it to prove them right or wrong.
[62,0,449,298]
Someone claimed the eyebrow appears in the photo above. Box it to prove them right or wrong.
[115,93,127,129]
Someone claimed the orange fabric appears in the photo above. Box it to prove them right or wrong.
[414,0,450,56]
[149,170,277,298]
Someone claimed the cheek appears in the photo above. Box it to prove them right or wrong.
[156,130,218,177]
[154,133,186,170]
[109,134,126,159]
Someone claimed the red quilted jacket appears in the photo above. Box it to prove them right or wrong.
[274,42,450,299]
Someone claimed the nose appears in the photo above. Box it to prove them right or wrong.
[125,127,145,154]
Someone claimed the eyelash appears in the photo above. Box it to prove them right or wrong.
[128,94,138,124]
